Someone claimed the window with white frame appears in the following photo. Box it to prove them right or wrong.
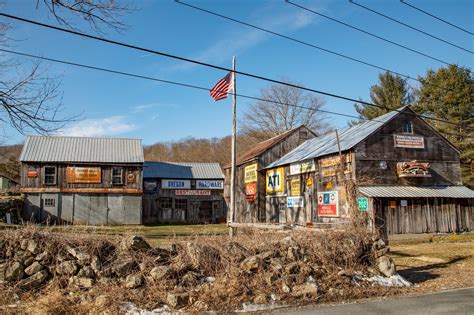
[43,166,57,185]
[112,168,123,185]
[401,122,413,134]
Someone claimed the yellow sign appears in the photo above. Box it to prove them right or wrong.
[244,163,258,183]
[291,179,300,196]
[266,167,284,193]
[66,167,101,183]
[321,168,337,177]
[306,177,313,187]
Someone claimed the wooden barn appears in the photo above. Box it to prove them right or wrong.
[266,106,474,234]
[223,125,316,223]
[19,136,144,225]
[142,162,225,224]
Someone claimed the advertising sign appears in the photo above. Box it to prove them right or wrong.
[144,180,157,192]
[317,191,339,217]
[127,173,136,184]
[66,167,101,184]
[266,167,284,193]
[244,163,258,183]
[394,134,425,149]
[162,179,191,189]
[291,179,300,196]
[357,197,368,211]
[321,168,337,178]
[27,170,38,178]
[396,161,431,177]
[290,160,316,175]
[196,180,224,189]
[245,183,257,196]
[175,190,211,196]
[287,196,304,208]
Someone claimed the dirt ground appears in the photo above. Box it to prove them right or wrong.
[389,234,474,293]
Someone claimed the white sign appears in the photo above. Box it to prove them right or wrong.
[394,134,425,149]
[290,160,316,175]
[162,179,191,189]
[287,196,304,208]
[317,191,339,217]
[196,180,224,190]
[176,190,211,196]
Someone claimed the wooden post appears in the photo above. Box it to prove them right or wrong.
[229,56,237,237]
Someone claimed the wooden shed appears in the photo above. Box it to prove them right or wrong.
[142,162,225,224]
[223,125,316,223]
[266,106,474,234]
[19,136,144,225]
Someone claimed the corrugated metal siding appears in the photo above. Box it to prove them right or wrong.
[359,185,474,198]
[267,108,400,168]
[144,162,224,179]
[19,136,144,163]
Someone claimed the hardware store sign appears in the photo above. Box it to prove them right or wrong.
[196,180,224,189]
[66,167,101,184]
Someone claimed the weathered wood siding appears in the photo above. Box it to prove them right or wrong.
[355,112,461,186]
[224,126,315,223]
[375,198,473,234]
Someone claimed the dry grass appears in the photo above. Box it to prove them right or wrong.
[0,225,394,313]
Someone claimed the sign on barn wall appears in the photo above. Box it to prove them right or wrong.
[357,197,368,211]
[244,163,258,183]
[66,167,101,184]
[245,183,257,201]
[175,190,211,196]
[196,180,224,189]
[27,170,38,178]
[144,180,157,192]
[393,134,425,149]
[396,161,431,177]
[266,168,284,193]
[290,160,316,175]
[162,179,191,189]
[317,191,339,217]
[287,196,304,208]
[291,179,300,196]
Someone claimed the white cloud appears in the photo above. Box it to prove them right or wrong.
[57,116,137,137]
[130,103,179,113]
[169,7,318,72]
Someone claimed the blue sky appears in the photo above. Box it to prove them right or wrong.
[1,0,473,145]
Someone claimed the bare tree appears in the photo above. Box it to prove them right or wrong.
[40,0,132,33]
[0,1,132,139]
[240,78,329,141]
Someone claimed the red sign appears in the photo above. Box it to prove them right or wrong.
[317,191,339,217]
[245,183,257,202]
[175,190,211,196]
[27,170,38,178]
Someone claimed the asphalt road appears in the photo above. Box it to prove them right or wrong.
[272,287,474,315]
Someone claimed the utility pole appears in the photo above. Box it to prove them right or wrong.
[229,56,237,237]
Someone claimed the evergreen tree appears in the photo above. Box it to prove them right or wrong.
[352,71,413,124]
[414,65,474,188]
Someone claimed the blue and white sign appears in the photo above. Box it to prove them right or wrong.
[196,180,224,190]
[287,196,304,208]
[162,179,191,189]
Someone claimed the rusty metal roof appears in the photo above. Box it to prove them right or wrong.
[359,185,474,198]
[20,136,144,163]
[267,108,402,168]
[144,162,224,179]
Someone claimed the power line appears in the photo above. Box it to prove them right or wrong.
[174,0,450,86]
[350,0,473,54]
[0,47,378,124]
[0,11,470,130]
[400,0,474,36]
[285,0,451,65]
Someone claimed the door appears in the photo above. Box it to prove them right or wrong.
[199,201,213,223]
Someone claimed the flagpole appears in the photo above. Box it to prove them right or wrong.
[229,56,237,237]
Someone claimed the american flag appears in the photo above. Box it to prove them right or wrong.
[210,72,234,101]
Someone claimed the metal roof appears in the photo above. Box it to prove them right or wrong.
[144,162,224,179]
[267,108,401,168]
[359,186,474,199]
[20,136,144,163]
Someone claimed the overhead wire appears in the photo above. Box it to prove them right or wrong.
[349,0,473,54]
[285,0,452,65]
[400,0,474,36]
[0,11,471,130]
[0,47,381,124]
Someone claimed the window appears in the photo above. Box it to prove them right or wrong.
[112,168,123,185]
[44,166,57,185]
[159,197,173,209]
[175,199,187,210]
[44,198,55,207]
[401,122,413,134]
